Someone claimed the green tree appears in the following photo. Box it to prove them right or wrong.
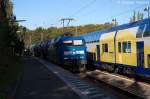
[0,0,22,66]
[0,0,13,65]
[24,23,113,44]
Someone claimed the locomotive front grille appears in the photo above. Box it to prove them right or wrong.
[79,60,87,65]
[64,59,87,65]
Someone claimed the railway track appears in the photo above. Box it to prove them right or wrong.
[35,57,139,99]
[86,69,150,99]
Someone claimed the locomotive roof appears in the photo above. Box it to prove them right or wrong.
[60,36,84,41]
[81,18,150,42]
[48,36,85,45]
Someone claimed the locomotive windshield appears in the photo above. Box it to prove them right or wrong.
[73,40,83,45]
[63,40,84,47]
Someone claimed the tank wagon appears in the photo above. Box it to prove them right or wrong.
[80,18,150,77]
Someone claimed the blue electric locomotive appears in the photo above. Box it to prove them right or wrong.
[47,36,87,71]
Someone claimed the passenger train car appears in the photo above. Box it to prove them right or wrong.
[46,36,87,72]
[80,18,150,77]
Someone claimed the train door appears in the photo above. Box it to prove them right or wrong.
[136,41,144,68]
[96,45,100,61]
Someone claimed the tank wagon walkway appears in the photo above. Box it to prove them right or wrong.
[14,57,82,99]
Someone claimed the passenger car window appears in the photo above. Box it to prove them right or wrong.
[105,44,108,52]
[143,24,150,37]
[102,43,108,52]
[118,42,121,53]
[127,42,131,53]
[122,42,131,53]
[122,42,127,53]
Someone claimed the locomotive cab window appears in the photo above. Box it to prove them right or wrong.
[63,40,84,46]
[63,40,73,46]
[73,40,83,45]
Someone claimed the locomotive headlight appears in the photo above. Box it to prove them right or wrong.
[64,57,68,60]
[76,50,85,54]
[80,56,85,59]
[73,51,76,54]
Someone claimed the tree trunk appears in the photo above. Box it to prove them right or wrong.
[0,1,13,67]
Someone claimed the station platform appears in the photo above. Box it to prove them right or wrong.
[14,57,82,99]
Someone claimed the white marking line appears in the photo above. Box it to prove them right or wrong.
[68,80,81,83]
[87,90,100,94]
[75,84,89,87]
[96,70,150,88]
[85,87,97,91]
[89,93,105,98]
[76,85,90,89]
[35,58,109,99]
[35,58,90,99]
[68,81,81,84]
[72,82,85,85]
[65,77,78,79]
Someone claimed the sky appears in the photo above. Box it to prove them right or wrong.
[12,0,150,30]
